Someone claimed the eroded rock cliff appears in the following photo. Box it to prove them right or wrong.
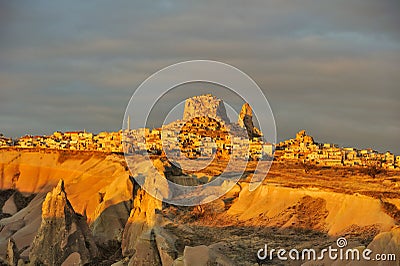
[237,102,262,138]
[29,180,98,265]
[183,94,230,123]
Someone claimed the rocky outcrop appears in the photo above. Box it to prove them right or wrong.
[363,226,400,266]
[91,200,131,244]
[0,193,44,261]
[2,149,399,265]
[183,94,229,123]
[237,103,252,128]
[127,230,161,266]
[237,103,261,138]
[226,183,396,235]
[122,185,165,266]
[176,244,235,266]
[2,194,17,216]
[296,130,314,144]
[121,185,162,257]
[89,172,134,245]
[125,225,179,266]
[6,238,19,266]
[121,157,174,265]
[154,226,178,266]
[0,150,132,224]
[29,180,98,265]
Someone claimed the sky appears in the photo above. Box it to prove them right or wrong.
[0,0,399,153]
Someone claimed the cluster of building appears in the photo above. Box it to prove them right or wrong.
[1,128,398,169]
[275,130,400,169]
[0,115,273,160]
[123,118,273,160]
[1,131,123,153]
[0,134,13,147]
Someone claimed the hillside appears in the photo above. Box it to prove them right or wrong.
[0,148,399,265]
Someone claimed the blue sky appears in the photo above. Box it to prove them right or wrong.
[0,0,399,153]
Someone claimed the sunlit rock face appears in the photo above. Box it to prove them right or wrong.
[121,158,171,265]
[237,102,262,138]
[40,180,71,219]
[0,150,132,224]
[237,103,252,128]
[29,180,98,265]
[296,129,314,144]
[121,187,162,257]
[183,94,230,123]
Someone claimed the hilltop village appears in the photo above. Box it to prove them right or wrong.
[1,94,399,169]
[275,130,399,169]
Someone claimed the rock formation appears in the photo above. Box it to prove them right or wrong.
[153,226,178,266]
[226,183,396,235]
[0,150,132,224]
[120,157,177,265]
[29,180,98,265]
[0,192,44,261]
[121,182,163,260]
[91,200,131,244]
[183,94,230,123]
[237,103,251,128]
[364,226,400,266]
[296,130,314,144]
[237,103,262,138]
[6,238,19,266]
[179,244,234,266]
[2,194,17,216]
[1,148,400,265]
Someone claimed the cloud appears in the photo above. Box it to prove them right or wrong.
[0,0,399,153]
